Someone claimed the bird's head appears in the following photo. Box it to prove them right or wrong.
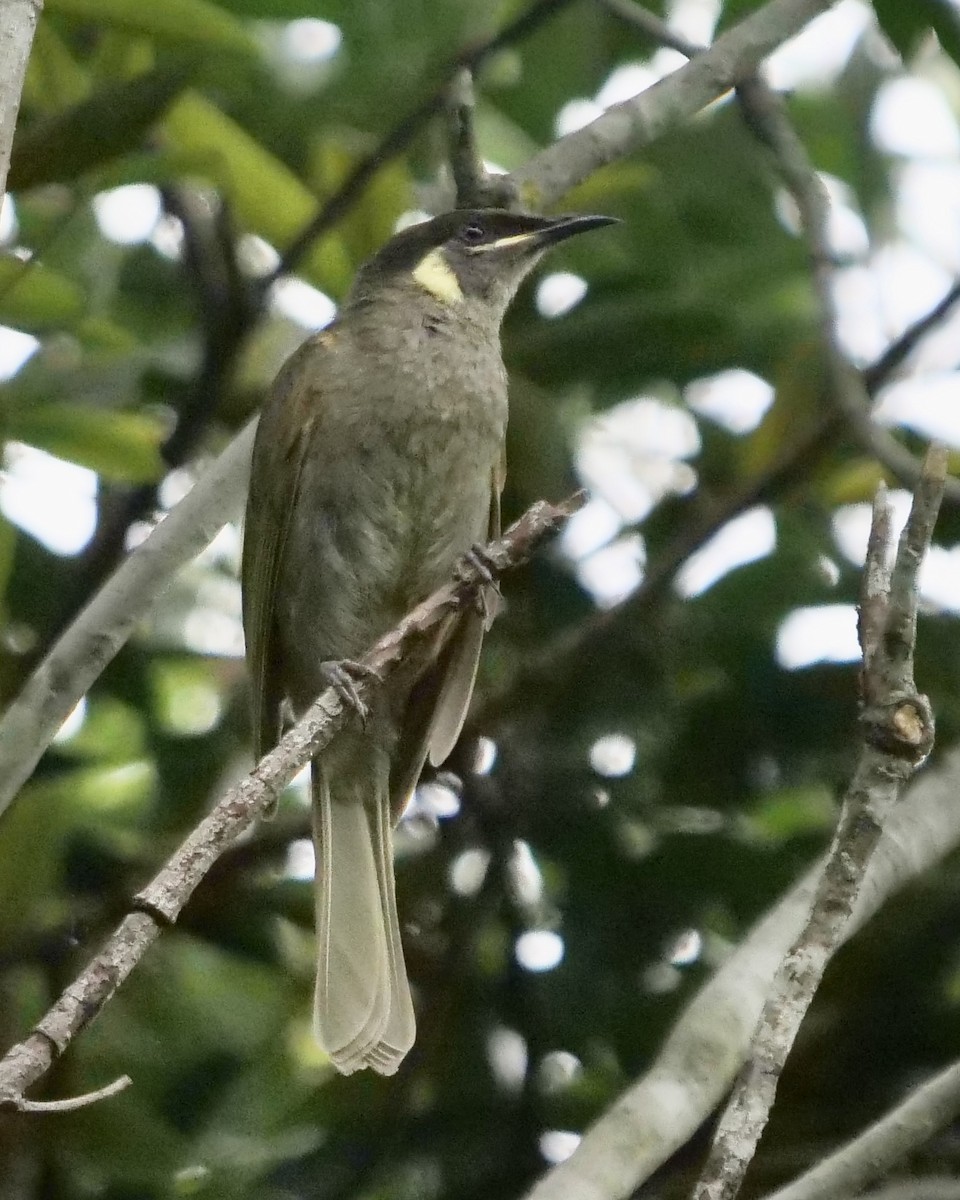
[347,208,617,323]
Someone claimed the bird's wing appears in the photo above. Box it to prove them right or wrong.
[241,330,335,761]
[389,452,506,818]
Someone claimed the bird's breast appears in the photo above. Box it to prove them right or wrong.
[275,319,506,681]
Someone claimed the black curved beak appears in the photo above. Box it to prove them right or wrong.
[536,213,620,246]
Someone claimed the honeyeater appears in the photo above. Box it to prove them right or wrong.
[241,207,615,1075]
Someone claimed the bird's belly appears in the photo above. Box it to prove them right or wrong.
[276,415,498,705]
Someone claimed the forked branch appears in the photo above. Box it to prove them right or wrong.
[693,445,945,1200]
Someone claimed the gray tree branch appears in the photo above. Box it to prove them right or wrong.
[0,421,258,816]
[512,0,834,204]
[765,1058,960,1200]
[692,446,943,1200]
[0,0,41,198]
[446,68,518,210]
[851,1181,960,1200]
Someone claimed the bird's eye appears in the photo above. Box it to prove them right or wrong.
[460,222,485,244]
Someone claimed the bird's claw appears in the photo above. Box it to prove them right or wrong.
[457,544,503,621]
[458,544,499,588]
[319,659,381,727]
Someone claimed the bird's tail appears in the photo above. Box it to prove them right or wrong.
[312,756,415,1075]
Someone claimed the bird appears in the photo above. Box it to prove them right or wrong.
[241,206,616,1075]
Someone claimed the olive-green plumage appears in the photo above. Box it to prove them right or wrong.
[242,208,614,1075]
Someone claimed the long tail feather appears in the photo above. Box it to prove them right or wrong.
[312,760,415,1075]
[370,795,416,1064]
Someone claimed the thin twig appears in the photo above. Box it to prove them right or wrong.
[692,445,945,1200]
[0,493,583,1108]
[598,0,703,55]
[446,69,518,210]
[863,278,960,389]
[858,482,892,704]
[886,445,949,685]
[12,1074,131,1113]
[269,0,575,282]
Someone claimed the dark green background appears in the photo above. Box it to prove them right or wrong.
[1,1,959,1197]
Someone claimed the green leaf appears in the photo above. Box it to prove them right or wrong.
[52,695,146,762]
[873,0,960,66]
[309,136,412,266]
[0,256,86,329]
[743,785,837,842]
[927,0,960,66]
[0,779,69,937]
[163,91,352,294]
[8,404,165,483]
[872,0,924,58]
[45,0,256,54]
[9,67,190,192]
[817,458,885,505]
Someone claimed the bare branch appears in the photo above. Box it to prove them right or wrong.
[855,1182,960,1200]
[598,0,703,55]
[691,448,943,1200]
[0,494,582,1108]
[12,1074,131,1114]
[446,69,518,210]
[858,482,892,702]
[885,445,949,690]
[513,0,834,205]
[0,0,41,197]
[863,279,960,390]
[765,1058,960,1200]
[0,421,258,817]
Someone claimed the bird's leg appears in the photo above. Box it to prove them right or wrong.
[457,544,503,624]
[319,659,382,727]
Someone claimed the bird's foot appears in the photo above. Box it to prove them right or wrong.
[319,659,381,726]
[457,544,502,622]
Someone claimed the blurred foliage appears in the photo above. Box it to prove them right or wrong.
[1,1,960,1199]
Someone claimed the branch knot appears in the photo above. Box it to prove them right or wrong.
[861,693,934,764]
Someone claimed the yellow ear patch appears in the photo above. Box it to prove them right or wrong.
[412,247,464,303]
